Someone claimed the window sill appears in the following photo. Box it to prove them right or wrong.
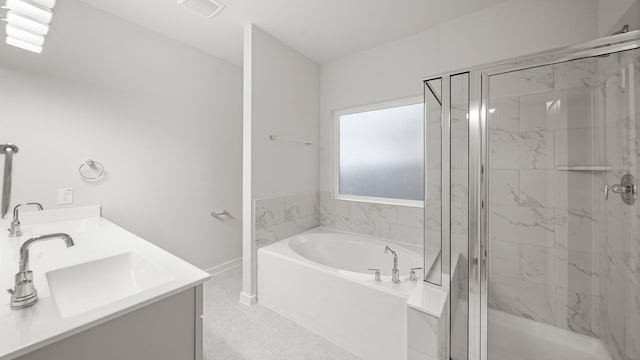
[333,194,424,208]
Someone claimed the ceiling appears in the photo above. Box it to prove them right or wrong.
[77,0,508,66]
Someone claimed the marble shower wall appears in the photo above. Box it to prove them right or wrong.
[254,192,320,248]
[598,49,640,360]
[487,58,603,337]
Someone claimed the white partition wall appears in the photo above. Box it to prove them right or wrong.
[242,24,320,304]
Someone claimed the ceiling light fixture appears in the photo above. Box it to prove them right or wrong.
[6,24,45,45]
[6,36,42,53]
[5,0,52,23]
[6,11,50,35]
[3,0,56,54]
[30,0,55,9]
[177,0,225,19]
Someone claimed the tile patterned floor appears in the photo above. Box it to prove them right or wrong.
[203,267,361,360]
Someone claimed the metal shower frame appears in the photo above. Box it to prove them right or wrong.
[422,29,640,360]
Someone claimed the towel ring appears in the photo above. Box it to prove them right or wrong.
[79,159,105,180]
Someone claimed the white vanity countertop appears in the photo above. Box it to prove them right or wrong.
[0,206,210,359]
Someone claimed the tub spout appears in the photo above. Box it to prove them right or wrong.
[384,246,400,283]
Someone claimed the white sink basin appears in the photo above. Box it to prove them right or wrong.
[46,252,174,318]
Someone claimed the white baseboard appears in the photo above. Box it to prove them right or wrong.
[239,291,257,306]
[205,257,242,276]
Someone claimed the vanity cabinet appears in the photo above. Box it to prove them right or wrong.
[14,285,203,360]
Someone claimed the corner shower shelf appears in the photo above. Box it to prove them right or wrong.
[556,165,612,171]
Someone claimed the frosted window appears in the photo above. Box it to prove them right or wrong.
[339,103,424,201]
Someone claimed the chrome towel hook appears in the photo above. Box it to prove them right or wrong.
[79,159,105,181]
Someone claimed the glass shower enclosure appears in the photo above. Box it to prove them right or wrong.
[423,30,640,360]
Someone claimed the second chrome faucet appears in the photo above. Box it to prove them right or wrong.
[8,202,44,237]
[384,245,401,283]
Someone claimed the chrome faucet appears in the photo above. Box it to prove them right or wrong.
[8,203,44,237]
[7,233,74,309]
[384,245,400,283]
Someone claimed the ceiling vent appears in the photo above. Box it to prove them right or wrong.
[177,0,225,19]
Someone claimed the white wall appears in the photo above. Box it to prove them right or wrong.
[0,0,243,270]
[241,24,320,303]
[598,0,639,35]
[320,0,600,193]
[250,27,320,199]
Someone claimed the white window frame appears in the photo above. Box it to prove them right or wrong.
[332,95,424,208]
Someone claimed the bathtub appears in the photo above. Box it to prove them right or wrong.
[258,228,439,360]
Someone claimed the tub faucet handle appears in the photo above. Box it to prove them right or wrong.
[410,267,423,281]
[367,268,382,282]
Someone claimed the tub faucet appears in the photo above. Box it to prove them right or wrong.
[384,245,400,283]
[8,202,44,237]
[7,233,75,310]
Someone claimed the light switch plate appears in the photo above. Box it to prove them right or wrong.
[57,188,73,204]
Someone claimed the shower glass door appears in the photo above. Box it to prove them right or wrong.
[482,46,640,360]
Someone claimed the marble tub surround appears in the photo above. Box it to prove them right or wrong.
[0,206,210,359]
[486,57,604,338]
[319,191,425,247]
[254,192,320,248]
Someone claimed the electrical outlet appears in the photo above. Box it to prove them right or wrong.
[57,188,73,205]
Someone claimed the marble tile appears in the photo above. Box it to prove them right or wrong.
[378,222,423,245]
[451,169,468,203]
[349,202,398,224]
[519,170,554,208]
[554,58,597,91]
[284,193,318,221]
[624,284,640,360]
[519,91,560,133]
[424,200,441,234]
[396,206,424,227]
[451,107,469,140]
[426,169,442,200]
[490,129,554,170]
[564,291,599,337]
[488,274,555,325]
[489,170,520,205]
[320,191,349,218]
[488,239,519,278]
[490,66,554,99]
[451,201,468,236]
[489,97,520,132]
[519,244,548,284]
[554,127,604,168]
[600,265,626,359]
[561,87,596,130]
[554,209,598,252]
[489,128,520,169]
[451,136,468,170]
[520,130,554,170]
[427,121,442,169]
[333,214,378,237]
[255,192,319,248]
[254,197,285,229]
[489,205,555,247]
[567,250,598,295]
[520,170,596,213]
